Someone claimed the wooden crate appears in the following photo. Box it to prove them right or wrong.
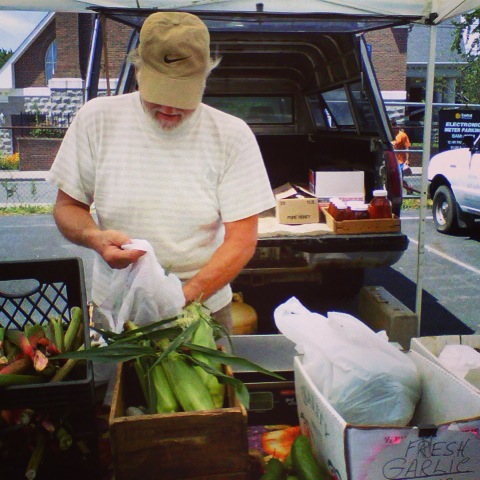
[109,362,249,480]
[321,207,400,234]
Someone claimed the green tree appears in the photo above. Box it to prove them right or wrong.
[0,48,13,68]
[452,11,480,103]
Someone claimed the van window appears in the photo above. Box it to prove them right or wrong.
[307,87,355,130]
[203,96,293,124]
[306,94,329,128]
[349,82,377,132]
[308,83,378,132]
[322,87,354,127]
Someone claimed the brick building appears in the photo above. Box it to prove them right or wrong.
[365,27,409,101]
[0,13,131,168]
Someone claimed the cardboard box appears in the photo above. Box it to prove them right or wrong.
[358,286,417,349]
[411,335,480,394]
[294,351,480,480]
[274,183,319,224]
[322,207,400,234]
[109,362,249,480]
[309,170,365,202]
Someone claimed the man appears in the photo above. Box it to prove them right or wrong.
[47,12,275,331]
[391,121,411,170]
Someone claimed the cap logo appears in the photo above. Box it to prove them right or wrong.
[138,12,210,109]
[164,55,189,64]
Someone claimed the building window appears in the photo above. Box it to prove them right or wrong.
[45,41,57,84]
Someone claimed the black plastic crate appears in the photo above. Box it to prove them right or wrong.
[0,258,94,410]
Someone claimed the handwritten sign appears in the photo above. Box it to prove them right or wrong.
[366,429,480,480]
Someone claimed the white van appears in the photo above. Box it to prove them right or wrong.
[428,135,480,233]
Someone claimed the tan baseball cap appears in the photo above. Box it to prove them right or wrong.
[137,12,210,110]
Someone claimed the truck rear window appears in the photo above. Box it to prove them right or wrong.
[203,96,293,124]
[308,82,378,132]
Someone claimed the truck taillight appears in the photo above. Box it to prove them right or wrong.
[383,150,402,215]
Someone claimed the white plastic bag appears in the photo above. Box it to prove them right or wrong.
[97,239,185,333]
[274,297,420,426]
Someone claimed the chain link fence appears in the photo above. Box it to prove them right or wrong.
[1,169,421,207]
[0,173,57,207]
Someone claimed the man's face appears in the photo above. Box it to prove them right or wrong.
[141,98,195,131]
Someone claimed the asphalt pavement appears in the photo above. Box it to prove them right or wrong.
[1,210,479,336]
[366,210,480,336]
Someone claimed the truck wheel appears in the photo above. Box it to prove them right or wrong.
[432,185,459,233]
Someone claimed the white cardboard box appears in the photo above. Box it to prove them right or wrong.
[294,351,480,480]
[308,170,365,202]
[274,183,319,224]
[411,335,480,394]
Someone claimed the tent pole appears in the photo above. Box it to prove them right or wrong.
[415,24,437,335]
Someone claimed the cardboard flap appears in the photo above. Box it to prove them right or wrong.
[412,334,480,357]
[274,183,317,200]
[409,350,480,425]
[294,356,349,480]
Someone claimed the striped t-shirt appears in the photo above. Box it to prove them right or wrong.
[47,91,275,313]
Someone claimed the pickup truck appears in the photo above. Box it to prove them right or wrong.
[428,135,480,233]
[89,9,409,296]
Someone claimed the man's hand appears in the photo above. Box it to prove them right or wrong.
[87,229,146,269]
[53,189,145,269]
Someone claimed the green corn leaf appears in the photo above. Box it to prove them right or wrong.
[93,320,185,346]
[188,355,250,408]
[91,316,173,341]
[183,343,285,380]
[140,357,160,414]
[149,320,200,370]
[114,316,181,338]
[90,327,120,342]
[52,343,157,363]
[127,326,184,345]
[97,326,184,347]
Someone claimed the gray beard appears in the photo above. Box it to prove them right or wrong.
[144,109,185,131]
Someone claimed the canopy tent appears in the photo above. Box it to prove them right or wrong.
[0,0,477,23]
[2,0,480,334]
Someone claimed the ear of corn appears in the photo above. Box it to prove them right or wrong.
[162,351,215,412]
[190,315,225,409]
[0,327,6,365]
[151,362,180,413]
[25,430,47,480]
[63,307,83,352]
[0,373,45,387]
[49,316,64,353]
[6,329,35,361]
[122,323,168,414]
[0,356,32,375]
[0,326,5,355]
[25,324,46,349]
